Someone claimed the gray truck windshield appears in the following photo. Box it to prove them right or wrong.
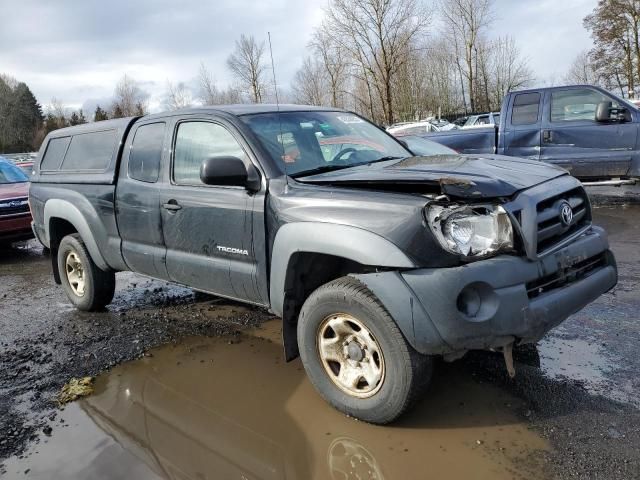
[241,111,411,176]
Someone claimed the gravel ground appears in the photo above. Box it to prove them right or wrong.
[0,243,272,466]
[0,201,639,478]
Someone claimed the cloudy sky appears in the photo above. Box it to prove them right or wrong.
[0,0,596,114]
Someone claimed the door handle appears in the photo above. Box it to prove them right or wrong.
[162,200,182,211]
[542,129,553,143]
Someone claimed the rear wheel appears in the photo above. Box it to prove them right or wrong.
[297,276,433,424]
[57,234,115,311]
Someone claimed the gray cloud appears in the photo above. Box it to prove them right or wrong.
[0,0,324,110]
[0,0,593,112]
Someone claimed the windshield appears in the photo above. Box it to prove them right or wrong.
[241,111,411,176]
[0,162,29,184]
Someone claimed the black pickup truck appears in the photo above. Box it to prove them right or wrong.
[29,105,617,424]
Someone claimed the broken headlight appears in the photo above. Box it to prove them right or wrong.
[427,204,513,258]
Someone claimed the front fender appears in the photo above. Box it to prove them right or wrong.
[269,222,415,316]
[44,198,110,271]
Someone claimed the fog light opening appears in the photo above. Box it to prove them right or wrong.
[457,287,481,317]
[456,282,499,322]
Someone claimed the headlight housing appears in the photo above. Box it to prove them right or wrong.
[427,203,513,258]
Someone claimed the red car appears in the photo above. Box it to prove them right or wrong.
[0,159,33,246]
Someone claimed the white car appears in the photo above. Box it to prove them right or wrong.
[462,112,500,129]
[386,121,443,136]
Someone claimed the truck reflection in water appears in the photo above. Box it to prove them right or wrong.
[77,321,546,480]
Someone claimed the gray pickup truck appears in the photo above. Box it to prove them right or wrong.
[29,105,617,424]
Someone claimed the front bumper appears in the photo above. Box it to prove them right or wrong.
[354,226,617,355]
[0,214,33,242]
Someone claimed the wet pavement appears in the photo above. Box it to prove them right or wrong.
[2,322,548,480]
[1,205,640,479]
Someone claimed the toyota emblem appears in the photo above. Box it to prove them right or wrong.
[559,202,573,226]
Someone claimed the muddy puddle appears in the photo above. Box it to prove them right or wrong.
[3,321,549,480]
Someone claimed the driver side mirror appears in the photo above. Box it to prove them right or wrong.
[596,101,631,123]
[200,156,261,192]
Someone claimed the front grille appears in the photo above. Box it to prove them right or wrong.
[526,252,607,299]
[0,197,30,217]
[535,186,590,254]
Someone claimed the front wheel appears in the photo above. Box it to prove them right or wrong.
[297,276,433,424]
[57,234,116,311]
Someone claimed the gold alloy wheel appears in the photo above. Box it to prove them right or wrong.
[65,251,86,297]
[317,313,385,398]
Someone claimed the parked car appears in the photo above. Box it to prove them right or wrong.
[0,158,33,246]
[15,161,34,175]
[30,105,616,424]
[462,112,500,129]
[424,84,640,180]
[387,121,443,136]
[452,116,469,127]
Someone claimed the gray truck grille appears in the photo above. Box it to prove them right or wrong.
[0,197,30,217]
[526,252,607,299]
[535,186,590,254]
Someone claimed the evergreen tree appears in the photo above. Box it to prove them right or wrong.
[69,111,81,126]
[134,102,145,116]
[94,105,108,121]
[111,104,124,119]
[43,113,59,134]
[0,76,43,152]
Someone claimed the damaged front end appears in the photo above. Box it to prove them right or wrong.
[426,202,514,259]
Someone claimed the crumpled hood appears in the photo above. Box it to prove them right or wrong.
[295,154,568,198]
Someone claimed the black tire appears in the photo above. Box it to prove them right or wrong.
[297,276,433,424]
[57,233,115,311]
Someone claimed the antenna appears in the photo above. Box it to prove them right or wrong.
[268,31,280,106]
[267,31,288,185]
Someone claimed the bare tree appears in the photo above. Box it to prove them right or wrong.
[292,57,327,106]
[564,50,600,85]
[48,97,68,128]
[163,80,192,111]
[112,74,147,117]
[197,63,244,105]
[325,0,432,124]
[227,34,267,103]
[311,26,349,108]
[422,39,466,117]
[489,36,533,109]
[440,0,494,111]
[218,86,244,104]
[584,0,640,97]
[198,63,219,105]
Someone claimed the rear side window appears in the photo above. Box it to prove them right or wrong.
[128,123,165,183]
[61,129,118,171]
[40,137,71,171]
[511,93,541,126]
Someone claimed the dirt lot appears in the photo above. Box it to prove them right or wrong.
[0,203,639,479]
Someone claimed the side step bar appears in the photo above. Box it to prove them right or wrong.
[582,179,637,187]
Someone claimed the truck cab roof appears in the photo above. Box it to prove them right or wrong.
[143,104,341,121]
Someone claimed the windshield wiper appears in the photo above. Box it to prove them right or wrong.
[290,163,357,178]
[291,156,404,178]
[366,156,403,164]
